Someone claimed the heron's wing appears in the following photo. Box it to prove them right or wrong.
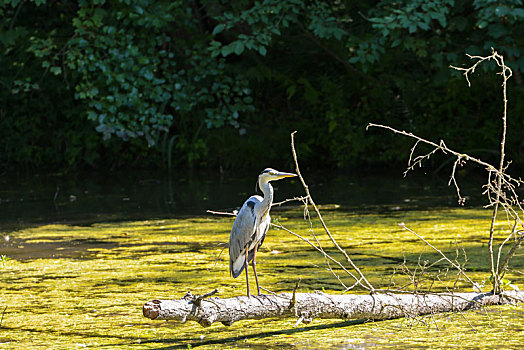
[229,195,262,277]
[247,213,270,263]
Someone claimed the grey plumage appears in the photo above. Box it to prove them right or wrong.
[229,168,297,296]
[229,195,268,278]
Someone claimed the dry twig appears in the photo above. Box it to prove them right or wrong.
[368,48,523,293]
[291,131,374,292]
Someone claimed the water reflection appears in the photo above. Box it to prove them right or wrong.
[0,169,489,231]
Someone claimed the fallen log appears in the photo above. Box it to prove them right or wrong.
[142,289,524,327]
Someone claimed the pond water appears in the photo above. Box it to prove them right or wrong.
[0,169,522,349]
[0,168,487,230]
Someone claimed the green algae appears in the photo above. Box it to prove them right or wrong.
[0,208,523,349]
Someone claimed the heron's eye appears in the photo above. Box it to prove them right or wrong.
[269,171,276,175]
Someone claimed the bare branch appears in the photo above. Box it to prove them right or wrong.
[206,209,236,216]
[272,196,308,207]
[271,222,360,285]
[366,123,497,173]
[291,131,374,292]
[368,49,522,294]
[399,224,478,289]
[462,49,513,293]
[498,231,524,279]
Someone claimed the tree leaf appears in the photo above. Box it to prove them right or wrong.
[212,23,226,35]
[234,41,244,55]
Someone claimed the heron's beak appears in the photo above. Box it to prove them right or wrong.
[274,171,297,179]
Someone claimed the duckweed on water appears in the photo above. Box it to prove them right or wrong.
[0,208,523,349]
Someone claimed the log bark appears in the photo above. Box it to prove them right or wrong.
[142,290,524,327]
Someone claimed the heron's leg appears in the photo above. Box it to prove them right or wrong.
[252,244,260,295]
[244,248,250,297]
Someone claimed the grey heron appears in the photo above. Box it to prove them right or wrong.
[229,168,297,296]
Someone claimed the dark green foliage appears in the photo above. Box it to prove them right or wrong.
[1,0,524,172]
[67,0,253,146]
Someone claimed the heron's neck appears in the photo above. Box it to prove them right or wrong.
[259,179,274,216]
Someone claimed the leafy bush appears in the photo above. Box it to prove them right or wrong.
[1,0,524,172]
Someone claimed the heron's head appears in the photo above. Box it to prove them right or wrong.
[258,168,297,183]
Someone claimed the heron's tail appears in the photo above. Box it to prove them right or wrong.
[230,254,245,278]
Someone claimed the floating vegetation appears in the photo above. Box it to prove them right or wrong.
[0,208,522,349]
